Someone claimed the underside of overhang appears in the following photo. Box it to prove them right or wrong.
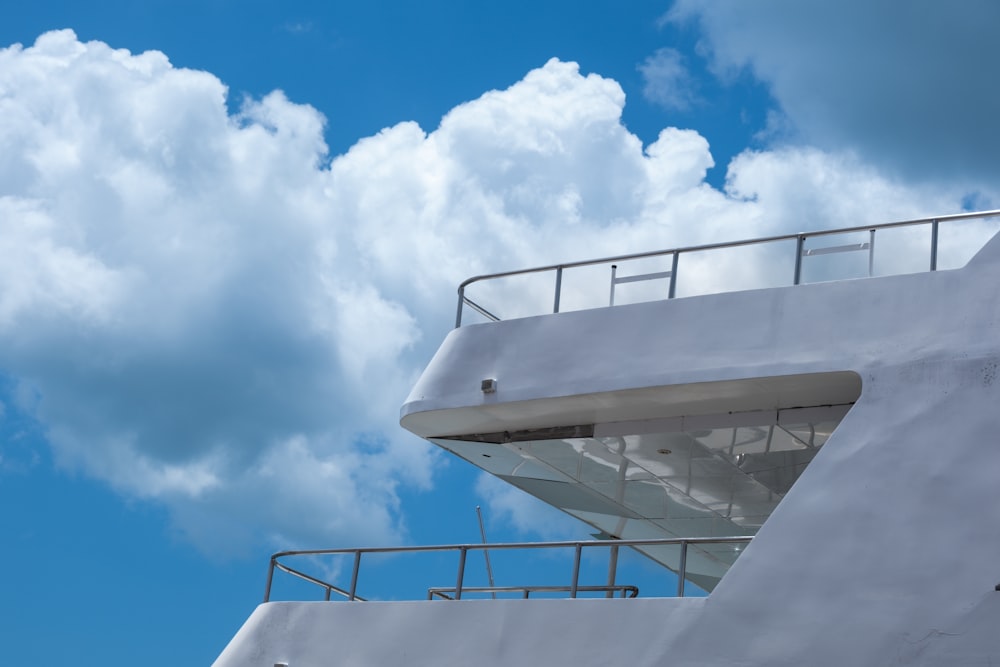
[426,372,863,592]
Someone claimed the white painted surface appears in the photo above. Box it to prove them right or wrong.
[214,598,704,666]
[216,232,1000,665]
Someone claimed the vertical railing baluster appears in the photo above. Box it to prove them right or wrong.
[868,229,876,277]
[669,252,679,299]
[794,235,805,285]
[264,557,276,602]
[609,265,617,306]
[349,551,362,601]
[455,286,465,328]
[677,541,689,598]
[930,219,939,271]
[553,266,563,313]
[455,547,468,600]
[570,543,583,598]
[605,543,620,599]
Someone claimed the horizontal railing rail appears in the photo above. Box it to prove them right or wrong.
[427,584,639,600]
[454,209,1000,327]
[264,536,753,603]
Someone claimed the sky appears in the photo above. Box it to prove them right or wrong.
[0,1,998,663]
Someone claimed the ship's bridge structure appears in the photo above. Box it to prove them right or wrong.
[216,211,1000,666]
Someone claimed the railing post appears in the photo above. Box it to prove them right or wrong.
[476,505,497,600]
[455,547,468,600]
[324,586,332,601]
[868,229,876,277]
[553,266,563,313]
[349,551,362,601]
[605,543,620,599]
[609,265,617,306]
[677,541,689,598]
[668,252,679,299]
[794,235,805,285]
[455,286,465,328]
[570,543,583,598]
[264,557,276,602]
[930,219,939,271]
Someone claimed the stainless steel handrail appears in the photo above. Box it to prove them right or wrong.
[454,209,1000,326]
[428,584,639,600]
[270,559,367,602]
[264,536,753,603]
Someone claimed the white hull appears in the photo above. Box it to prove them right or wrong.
[217,219,1000,665]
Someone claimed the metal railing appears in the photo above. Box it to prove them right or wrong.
[454,209,1000,327]
[428,584,639,600]
[264,536,752,603]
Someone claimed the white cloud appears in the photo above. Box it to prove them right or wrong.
[0,30,988,553]
[168,436,407,553]
[639,48,699,111]
[667,0,1000,191]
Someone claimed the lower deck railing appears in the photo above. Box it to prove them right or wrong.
[264,536,753,603]
[427,583,639,600]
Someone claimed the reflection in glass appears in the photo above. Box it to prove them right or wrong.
[432,404,851,593]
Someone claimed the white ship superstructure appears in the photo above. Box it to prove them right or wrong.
[216,210,1000,666]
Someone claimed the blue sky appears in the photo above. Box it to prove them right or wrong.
[1,1,998,664]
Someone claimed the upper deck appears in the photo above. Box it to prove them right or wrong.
[402,210,1000,590]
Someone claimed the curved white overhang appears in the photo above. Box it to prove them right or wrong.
[403,371,861,439]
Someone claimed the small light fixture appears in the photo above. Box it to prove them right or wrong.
[657,448,672,455]
[481,378,497,393]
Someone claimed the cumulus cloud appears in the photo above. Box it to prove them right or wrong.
[0,30,987,553]
[667,0,1000,192]
[0,30,425,552]
[639,47,699,111]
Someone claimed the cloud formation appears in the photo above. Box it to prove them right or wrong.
[0,30,986,554]
[668,0,1000,192]
[639,48,699,111]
